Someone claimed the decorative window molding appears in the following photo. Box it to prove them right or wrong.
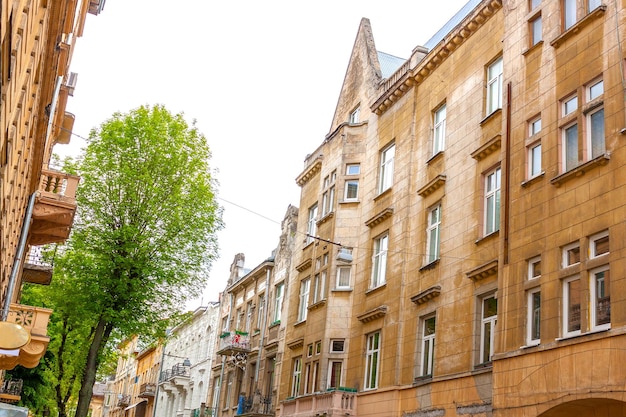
[296,258,312,272]
[417,175,447,197]
[287,338,304,350]
[471,135,502,161]
[550,5,606,48]
[550,153,609,187]
[357,305,388,323]
[466,260,498,282]
[365,207,394,228]
[296,156,322,186]
[411,286,442,305]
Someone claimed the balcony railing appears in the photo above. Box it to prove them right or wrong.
[239,392,275,415]
[217,331,250,355]
[39,169,79,200]
[138,382,156,397]
[160,363,190,382]
[0,379,23,401]
[282,389,357,417]
[117,394,131,408]
[0,304,53,370]
[22,245,55,285]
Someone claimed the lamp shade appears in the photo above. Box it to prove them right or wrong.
[0,321,30,349]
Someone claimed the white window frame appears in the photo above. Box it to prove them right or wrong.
[487,57,503,114]
[589,230,609,258]
[312,271,326,304]
[298,278,310,322]
[529,116,542,135]
[484,167,501,236]
[257,293,265,329]
[562,242,580,268]
[306,204,318,245]
[480,295,497,364]
[273,282,284,323]
[426,204,441,264]
[530,13,542,46]
[563,0,578,30]
[590,265,610,331]
[586,80,605,160]
[364,331,381,390]
[528,141,542,178]
[346,163,360,176]
[526,288,541,346]
[528,256,541,280]
[336,266,351,289]
[291,357,302,397]
[328,360,343,389]
[433,104,446,155]
[378,143,395,194]
[349,106,360,124]
[562,275,582,337]
[344,179,359,201]
[562,121,579,172]
[420,315,436,376]
[371,233,388,288]
[322,171,336,216]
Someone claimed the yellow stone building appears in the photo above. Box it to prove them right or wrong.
[276,0,626,416]
[0,0,103,392]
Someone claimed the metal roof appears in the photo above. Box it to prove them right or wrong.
[424,0,482,50]
[378,51,406,78]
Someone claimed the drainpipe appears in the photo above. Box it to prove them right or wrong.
[254,266,272,386]
[2,191,38,321]
[215,292,234,417]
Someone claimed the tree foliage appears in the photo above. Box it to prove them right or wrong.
[51,104,222,417]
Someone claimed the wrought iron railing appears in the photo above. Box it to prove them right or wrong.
[0,379,23,396]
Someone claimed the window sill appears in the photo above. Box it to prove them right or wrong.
[427,150,444,164]
[474,361,493,370]
[556,326,610,342]
[479,108,502,126]
[317,211,334,226]
[332,288,353,293]
[522,40,544,56]
[308,299,326,311]
[550,153,610,187]
[550,5,606,48]
[521,172,545,188]
[413,375,433,386]
[339,199,360,205]
[420,259,439,272]
[294,319,307,328]
[374,187,392,201]
[366,283,387,295]
[519,341,540,349]
[475,230,499,245]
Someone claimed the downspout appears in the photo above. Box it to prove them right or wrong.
[2,191,38,321]
[215,292,234,417]
[503,82,512,265]
[254,265,272,386]
[45,76,64,150]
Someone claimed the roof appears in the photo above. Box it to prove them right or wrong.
[377,51,406,78]
[424,0,482,50]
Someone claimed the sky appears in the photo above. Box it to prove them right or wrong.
[61,0,470,309]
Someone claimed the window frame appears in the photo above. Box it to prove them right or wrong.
[528,256,541,280]
[297,278,310,322]
[336,265,351,289]
[484,166,502,236]
[479,294,497,365]
[590,265,610,331]
[486,57,503,115]
[371,233,389,289]
[330,339,345,353]
[562,275,582,337]
[526,287,541,346]
[529,13,542,46]
[291,357,302,397]
[364,331,381,390]
[562,242,581,268]
[589,230,609,258]
[420,315,436,377]
[306,204,318,245]
[378,143,395,194]
[349,106,360,124]
[273,282,284,323]
[433,103,446,155]
[426,204,441,264]
[328,360,343,389]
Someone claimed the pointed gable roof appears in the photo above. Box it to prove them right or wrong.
[327,18,393,135]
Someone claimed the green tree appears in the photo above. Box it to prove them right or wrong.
[57,105,222,417]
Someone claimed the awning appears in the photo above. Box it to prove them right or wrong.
[124,399,147,411]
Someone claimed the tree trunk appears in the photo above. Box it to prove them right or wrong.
[74,317,113,417]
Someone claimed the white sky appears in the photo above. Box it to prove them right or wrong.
[61,0,469,309]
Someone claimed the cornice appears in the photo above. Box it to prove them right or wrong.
[357,305,388,323]
[410,286,442,305]
[296,155,322,186]
[365,207,394,228]
[466,259,498,282]
[471,135,502,161]
[417,175,447,197]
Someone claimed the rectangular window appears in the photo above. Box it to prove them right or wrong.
[528,142,542,178]
[364,331,380,390]
[484,167,501,235]
[330,339,345,353]
[563,276,581,336]
[487,57,503,114]
[306,204,318,244]
[564,0,577,30]
[563,122,579,171]
[371,233,389,288]
[257,294,265,329]
[531,0,541,9]
[273,283,284,323]
[426,205,441,264]
[590,266,610,330]
[322,171,336,216]
[421,315,436,376]
[307,344,313,358]
[336,266,351,289]
[349,106,360,124]
[587,80,605,159]
[527,288,541,345]
[328,361,342,389]
[530,117,542,135]
[291,357,302,397]
[528,256,541,280]
[303,363,312,394]
[433,104,446,155]
[315,341,322,355]
[480,295,497,364]
[562,242,580,267]
[345,180,359,201]
[245,302,253,332]
[312,271,326,303]
[530,14,542,46]
[590,231,609,258]
[588,0,601,12]
[378,143,395,193]
[298,278,310,321]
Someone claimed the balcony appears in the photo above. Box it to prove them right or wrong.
[21,246,54,285]
[138,383,156,398]
[217,331,250,356]
[159,363,190,390]
[281,389,357,417]
[30,169,79,246]
[117,394,131,408]
[0,304,53,370]
[237,392,275,416]
[0,379,23,403]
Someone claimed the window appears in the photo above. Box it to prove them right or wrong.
[530,0,541,9]
[526,288,541,345]
[364,331,380,390]
[371,233,388,288]
[588,0,601,11]
[273,283,284,323]
[528,142,542,178]
[560,79,605,173]
[306,204,318,244]
[590,266,610,330]
[421,315,436,376]
[330,339,345,353]
[590,231,609,258]
[426,204,441,264]
[328,361,343,389]
[245,302,253,332]
[433,104,446,155]
[528,256,541,280]
[307,344,313,358]
[530,14,542,46]
[315,341,322,355]
[487,57,503,114]
[345,180,359,201]
[336,266,351,289]
[564,0,577,29]
[322,171,336,216]
[291,357,302,397]
[484,167,501,235]
[346,163,360,175]
[562,242,580,267]
[562,276,581,337]
[530,117,542,135]
[378,143,395,193]
[480,295,497,364]
[257,294,265,329]
[298,278,310,322]
[349,106,360,124]
[312,271,326,303]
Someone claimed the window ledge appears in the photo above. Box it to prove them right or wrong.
[332,288,353,293]
[474,361,493,371]
[427,150,444,165]
[475,230,499,245]
[419,259,440,272]
[550,153,610,187]
[365,283,387,295]
[294,320,307,328]
[339,199,360,205]
[308,299,326,311]
[556,326,610,342]
[373,187,392,201]
[519,341,540,349]
[550,5,607,48]
[317,211,334,226]
[522,40,544,56]
[521,172,545,188]
[413,375,433,386]
[479,108,502,126]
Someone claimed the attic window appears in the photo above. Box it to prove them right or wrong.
[349,107,360,124]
